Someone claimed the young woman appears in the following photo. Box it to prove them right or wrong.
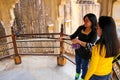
[85,16,120,80]
[58,13,97,80]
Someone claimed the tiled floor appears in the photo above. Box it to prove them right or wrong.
[0,56,76,80]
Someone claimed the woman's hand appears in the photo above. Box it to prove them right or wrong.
[72,38,86,47]
[58,36,71,42]
[71,38,80,44]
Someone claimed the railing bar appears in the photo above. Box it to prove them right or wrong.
[22,51,54,53]
[19,53,60,56]
[0,42,13,45]
[17,37,70,41]
[0,54,14,60]
[63,34,70,36]
[17,47,60,48]
[16,40,58,42]
[112,68,120,80]
[0,48,14,52]
[0,35,11,39]
[63,41,72,45]
[19,33,60,36]
[116,61,120,66]
[17,36,55,39]
[63,55,76,65]
[31,37,59,40]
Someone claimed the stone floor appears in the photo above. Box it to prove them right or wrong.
[0,56,76,80]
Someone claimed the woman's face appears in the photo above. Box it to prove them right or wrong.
[84,17,92,28]
[97,24,102,37]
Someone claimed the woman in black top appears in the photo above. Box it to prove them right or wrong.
[58,13,97,80]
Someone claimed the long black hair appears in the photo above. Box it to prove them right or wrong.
[83,13,97,31]
[97,16,119,57]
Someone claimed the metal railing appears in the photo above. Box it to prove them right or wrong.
[0,25,75,65]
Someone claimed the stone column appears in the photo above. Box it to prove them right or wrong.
[98,0,114,16]
[112,0,120,27]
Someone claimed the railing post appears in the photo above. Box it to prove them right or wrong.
[11,27,21,64]
[60,24,64,56]
[57,24,66,66]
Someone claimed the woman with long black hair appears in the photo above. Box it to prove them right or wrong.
[58,13,97,80]
[85,16,120,80]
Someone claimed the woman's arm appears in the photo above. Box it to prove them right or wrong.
[58,35,70,42]
[58,26,82,41]
[72,30,97,47]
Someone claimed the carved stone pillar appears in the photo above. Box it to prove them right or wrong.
[98,0,114,16]
[112,0,120,27]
